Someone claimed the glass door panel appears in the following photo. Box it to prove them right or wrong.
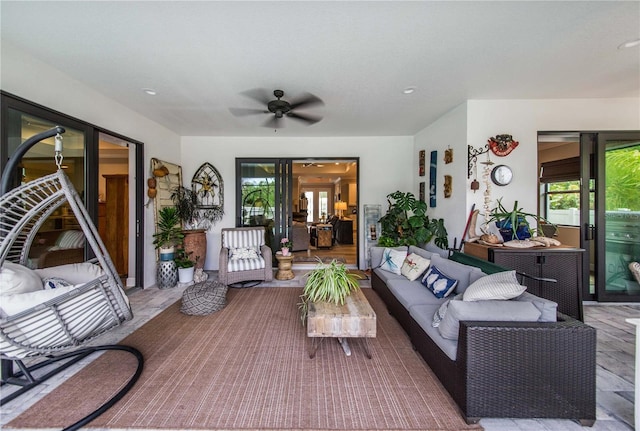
[6,109,87,268]
[597,133,640,301]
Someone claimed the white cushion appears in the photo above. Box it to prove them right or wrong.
[379,248,406,275]
[1,284,78,316]
[229,247,259,260]
[0,262,43,296]
[35,262,105,285]
[438,299,541,340]
[400,253,431,281]
[463,270,526,301]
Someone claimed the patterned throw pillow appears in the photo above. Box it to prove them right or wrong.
[421,265,458,298]
[229,247,259,260]
[379,248,406,275]
[463,270,525,301]
[400,253,431,281]
[431,294,462,327]
[43,277,72,290]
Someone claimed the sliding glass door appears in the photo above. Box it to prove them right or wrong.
[236,159,292,253]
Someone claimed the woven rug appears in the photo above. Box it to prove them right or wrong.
[9,288,481,431]
[293,255,346,263]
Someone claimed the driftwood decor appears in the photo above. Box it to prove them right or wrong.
[150,158,183,226]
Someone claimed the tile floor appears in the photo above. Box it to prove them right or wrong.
[1,271,638,431]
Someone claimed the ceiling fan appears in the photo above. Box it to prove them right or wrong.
[229,89,324,128]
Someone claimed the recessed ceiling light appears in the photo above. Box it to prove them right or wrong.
[402,86,416,94]
[618,38,640,50]
[142,88,157,96]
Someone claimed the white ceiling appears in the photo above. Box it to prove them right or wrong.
[2,1,639,137]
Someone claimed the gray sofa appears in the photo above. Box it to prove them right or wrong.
[370,245,596,426]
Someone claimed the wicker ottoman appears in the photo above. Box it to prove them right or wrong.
[181,281,228,316]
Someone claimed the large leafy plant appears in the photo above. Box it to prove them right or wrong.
[152,207,184,249]
[298,259,361,323]
[378,191,448,249]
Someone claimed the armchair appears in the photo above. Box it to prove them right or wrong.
[218,227,273,287]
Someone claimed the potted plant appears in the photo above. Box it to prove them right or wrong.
[486,198,551,241]
[280,237,292,256]
[153,207,184,260]
[378,191,448,249]
[171,185,208,269]
[298,258,361,323]
[175,248,198,283]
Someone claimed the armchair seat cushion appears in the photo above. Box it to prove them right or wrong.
[227,256,266,272]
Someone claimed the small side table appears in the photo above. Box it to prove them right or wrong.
[275,252,294,280]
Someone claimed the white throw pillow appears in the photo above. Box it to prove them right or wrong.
[0,262,43,296]
[35,262,105,285]
[379,248,406,275]
[463,270,526,302]
[229,247,259,260]
[400,253,431,281]
[0,284,77,316]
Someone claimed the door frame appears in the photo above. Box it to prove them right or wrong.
[0,91,146,289]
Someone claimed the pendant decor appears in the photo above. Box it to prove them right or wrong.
[192,162,224,225]
[429,151,437,208]
[488,134,519,157]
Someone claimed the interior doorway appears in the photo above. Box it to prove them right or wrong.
[236,158,359,267]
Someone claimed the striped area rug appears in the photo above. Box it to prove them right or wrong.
[9,287,481,431]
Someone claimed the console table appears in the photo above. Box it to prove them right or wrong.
[463,242,585,321]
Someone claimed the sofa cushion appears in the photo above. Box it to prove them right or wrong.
[410,304,458,361]
[515,291,558,322]
[463,270,526,301]
[370,246,407,269]
[373,267,406,285]
[420,265,458,298]
[401,253,431,281]
[0,262,44,296]
[438,299,541,340]
[429,254,482,296]
[432,293,463,327]
[35,262,105,285]
[387,278,446,308]
[379,248,407,275]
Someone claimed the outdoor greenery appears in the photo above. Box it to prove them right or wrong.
[298,258,361,323]
[378,191,448,249]
[605,145,640,211]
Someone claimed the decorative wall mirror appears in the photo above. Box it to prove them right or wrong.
[491,164,513,186]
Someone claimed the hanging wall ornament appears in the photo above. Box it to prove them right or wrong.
[480,152,494,223]
[429,151,437,207]
[192,162,224,226]
[488,134,519,157]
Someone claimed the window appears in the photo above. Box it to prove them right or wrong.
[544,180,581,226]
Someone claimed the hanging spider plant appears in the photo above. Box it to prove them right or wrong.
[298,258,361,323]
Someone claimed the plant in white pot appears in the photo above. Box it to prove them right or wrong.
[175,248,198,284]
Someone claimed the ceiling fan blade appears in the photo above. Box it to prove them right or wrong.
[229,107,267,117]
[262,115,284,129]
[287,111,323,125]
[240,88,272,105]
[289,93,324,110]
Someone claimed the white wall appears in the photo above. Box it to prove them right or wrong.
[181,136,414,270]
[414,103,468,247]
[1,42,181,288]
[415,98,640,244]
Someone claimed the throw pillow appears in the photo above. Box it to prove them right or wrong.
[463,270,526,301]
[229,247,259,260]
[400,253,431,281]
[630,262,640,284]
[379,248,406,275]
[431,294,463,327]
[421,265,458,298]
[43,277,72,290]
[0,262,43,296]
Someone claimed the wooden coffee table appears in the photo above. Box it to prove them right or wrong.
[306,288,376,359]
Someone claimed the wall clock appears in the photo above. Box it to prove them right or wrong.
[491,164,513,186]
[488,134,519,156]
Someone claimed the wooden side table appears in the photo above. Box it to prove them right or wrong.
[275,252,294,280]
[316,224,333,248]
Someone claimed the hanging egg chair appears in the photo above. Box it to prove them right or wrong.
[0,127,143,431]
